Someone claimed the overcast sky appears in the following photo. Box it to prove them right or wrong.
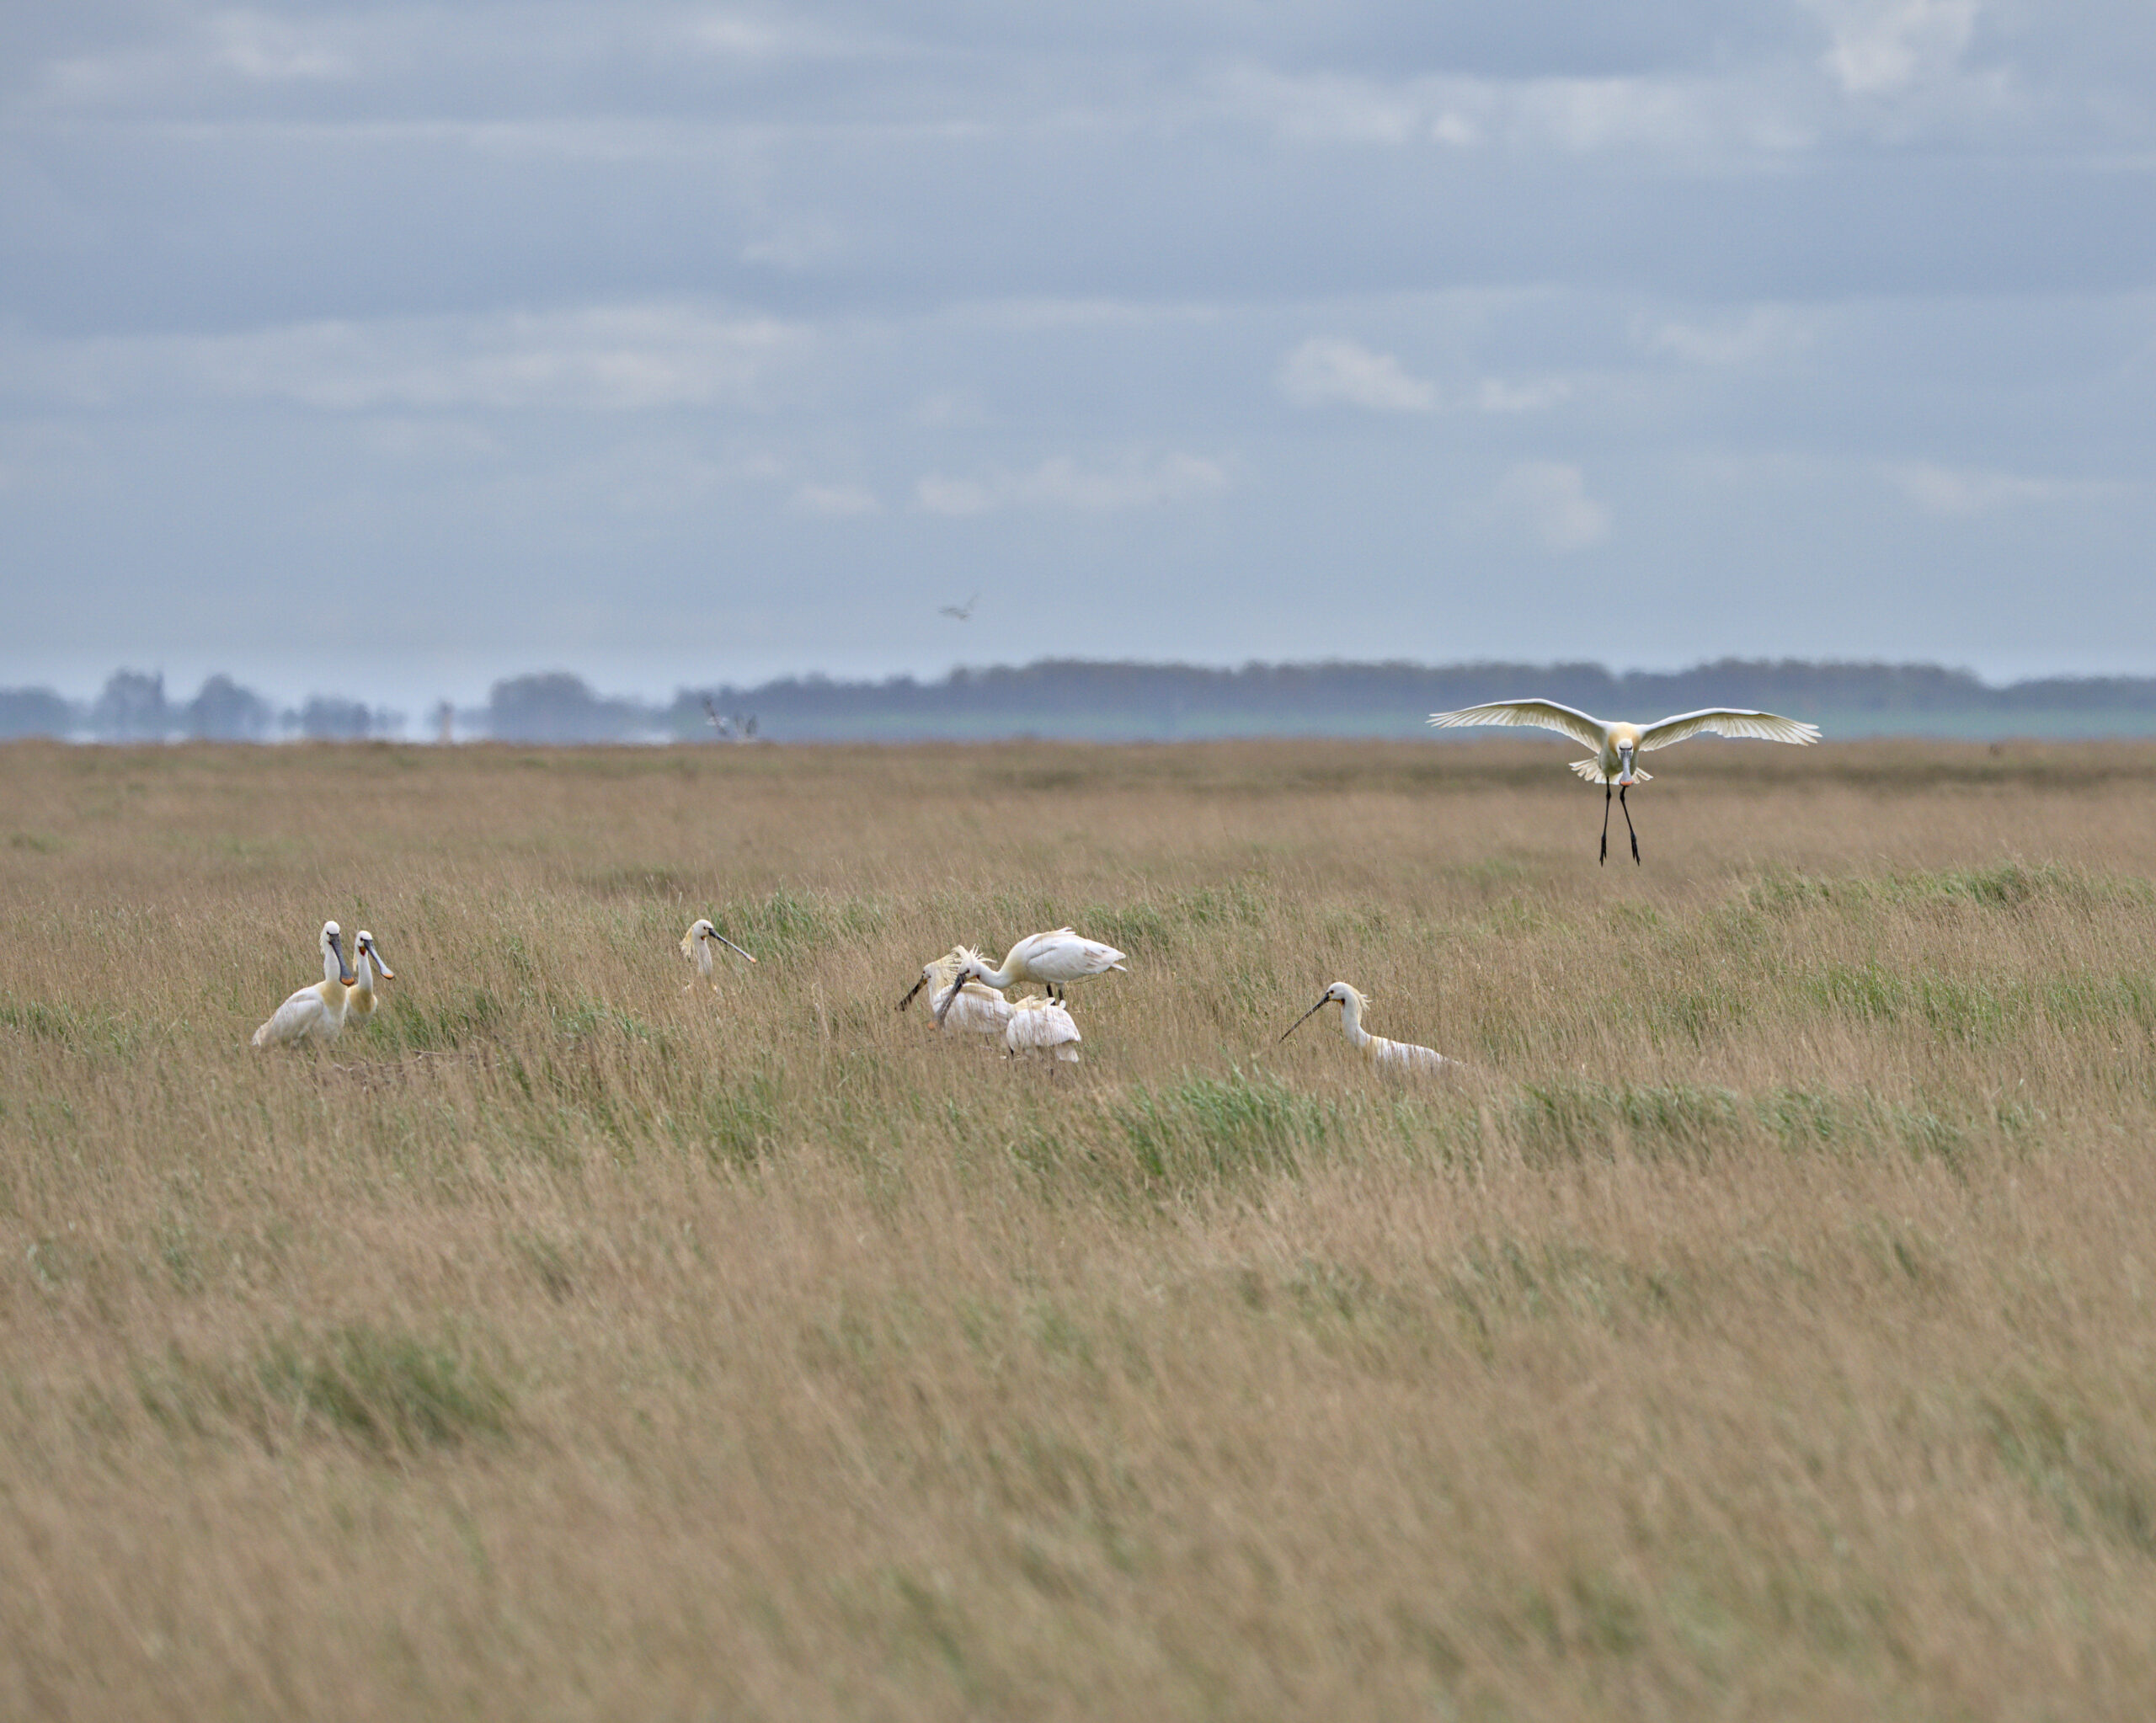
[3,1,2153,707]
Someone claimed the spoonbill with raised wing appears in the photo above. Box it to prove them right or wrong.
[1427,699,1821,864]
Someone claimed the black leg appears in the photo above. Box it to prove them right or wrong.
[1600,783,1611,867]
[1620,784,1639,864]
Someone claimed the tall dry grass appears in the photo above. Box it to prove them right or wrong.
[4,737,2156,1718]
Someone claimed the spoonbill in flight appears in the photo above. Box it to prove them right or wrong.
[681,918,756,988]
[252,920,357,1048]
[1427,699,1822,864]
[1279,982,1449,1074]
[1005,994,1081,1063]
[932,929,1127,1023]
[345,930,395,1028]
[898,948,1014,1037]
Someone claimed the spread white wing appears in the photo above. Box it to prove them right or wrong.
[1428,700,1609,753]
[1636,708,1822,751]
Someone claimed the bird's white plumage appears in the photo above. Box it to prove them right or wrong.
[1281,982,1449,1075]
[1637,707,1823,750]
[253,920,355,1049]
[1429,698,1820,784]
[1004,994,1081,1062]
[680,917,755,986]
[909,948,1015,1036]
[936,928,1126,1022]
[1427,698,1608,752]
[1569,758,1652,784]
[346,930,393,1027]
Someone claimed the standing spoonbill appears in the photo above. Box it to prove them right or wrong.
[897,948,1014,1037]
[1279,983,1450,1074]
[932,929,1127,1022]
[681,918,756,988]
[1427,699,1822,865]
[345,930,395,1028]
[252,920,357,1048]
[1005,994,1081,1063]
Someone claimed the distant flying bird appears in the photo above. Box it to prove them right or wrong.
[253,920,357,1048]
[680,917,756,988]
[898,948,1014,1037]
[702,697,759,743]
[1279,982,1449,1074]
[1005,994,1081,1063]
[933,929,1127,1022]
[345,930,395,1028]
[939,593,979,621]
[1427,699,1822,865]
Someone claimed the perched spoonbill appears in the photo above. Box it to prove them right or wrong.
[933,929,1126,1023]
[345,929,395,1028]
[1427,699,1822,865]
[252,920,357,1048]
[897,948,1014,1037]
[1005,994,1081,1063]
[681,918,757,988]
[1279,983,1449,1074]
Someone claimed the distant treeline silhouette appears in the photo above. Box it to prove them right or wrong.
[0,671,400,742]
[9,659,2156,744]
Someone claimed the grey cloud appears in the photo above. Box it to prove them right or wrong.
[3,1,2154,689]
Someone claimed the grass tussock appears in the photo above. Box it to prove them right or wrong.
[3,736,2156,1718]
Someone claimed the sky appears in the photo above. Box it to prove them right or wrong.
[3,1,2153,712]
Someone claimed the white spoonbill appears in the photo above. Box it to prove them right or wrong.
[933,929,1126,1023]
[680,918,756,988]
[252,920,357,1048]
[1427,699,1822,865]
[345,929,395,1028]
[1005,994,1081,1063]
[897,948,1014,1037]
[1279,983,1450,1074]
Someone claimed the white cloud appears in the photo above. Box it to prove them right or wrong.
[914,474,996,516]
[1214,64,1817,159]
[1475,377,1572,413]
[207,12,353,83]
[790,482,880,516]
[4,304,812,415]
[1495,461,1611,552]
[1643,307,1812,367]
[1887,460,2114,515]
[915,452,1230,516]
[1279,338,1436,413]
[1808,0,1981,97]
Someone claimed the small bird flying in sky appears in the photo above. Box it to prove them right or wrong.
[938,593,979,621]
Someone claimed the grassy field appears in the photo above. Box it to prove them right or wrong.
[5,736,2156,1720]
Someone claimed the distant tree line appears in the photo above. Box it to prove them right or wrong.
[0,670,400,741]
[9,659,2156,744]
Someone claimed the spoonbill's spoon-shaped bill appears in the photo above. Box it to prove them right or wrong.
[252,920,357,1048]
[933,929,1126,1023]
[1280,982,1449,1074]
[1426,698,1822,865]
[680,918,756,981]
[899,948,1015,1036]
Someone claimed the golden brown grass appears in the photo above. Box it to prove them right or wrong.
[5,736,2156,1719]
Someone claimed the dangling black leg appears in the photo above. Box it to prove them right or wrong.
[1620,783,1640,865]
[1600,783,1611,867]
